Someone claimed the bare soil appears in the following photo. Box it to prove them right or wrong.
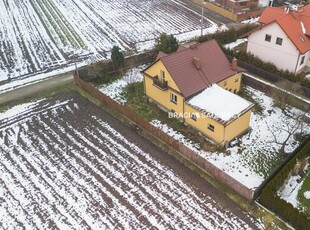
[0,91,263,229]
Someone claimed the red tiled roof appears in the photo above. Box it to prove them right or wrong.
[250,6,310,54]
[148,40,238,98]
[258,7,287,24]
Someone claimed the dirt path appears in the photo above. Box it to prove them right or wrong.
[0,72,74,105]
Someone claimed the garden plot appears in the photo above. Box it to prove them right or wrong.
[152,87,310,189]
[0,92,263,229]
[0,0,217,93]
[98,65,146,104]
[99,69,310,189]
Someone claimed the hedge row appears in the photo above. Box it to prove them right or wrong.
[224,48,310,88]
[259,140,310,229]
[197,24,259,45]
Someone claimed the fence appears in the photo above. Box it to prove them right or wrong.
[226,55,310,99]
[74,74,256,201]
[254,136,310,200]
[79,51,157,80]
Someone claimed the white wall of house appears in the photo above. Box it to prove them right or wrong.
[247,23,301,73]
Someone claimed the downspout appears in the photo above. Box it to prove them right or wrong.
[222,124,226,146]
[182,97,185,123]
[294,53,301,74]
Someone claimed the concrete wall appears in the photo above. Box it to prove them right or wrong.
[247,23,300,73]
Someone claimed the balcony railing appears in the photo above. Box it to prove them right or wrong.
[153,76,167,90]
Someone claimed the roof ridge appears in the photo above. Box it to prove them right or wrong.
[160,39,215,60]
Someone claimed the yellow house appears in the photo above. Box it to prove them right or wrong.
[143,40,253,146]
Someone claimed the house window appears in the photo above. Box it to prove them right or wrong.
[240,2,247,6]
[207,124,215,132]
[235,78,239,83]
[170,93,177,104]
[223,81,227,86]
[300,56,305,65]
[160,70,165,81]
[265,34,271,42]
[276,37,283,45]
[191,113,197,121]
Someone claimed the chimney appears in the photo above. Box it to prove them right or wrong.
[190,43,198,49]
[193,57,201,69]
[231,57,237,71]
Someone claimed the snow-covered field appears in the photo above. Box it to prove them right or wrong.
[0,92,263,229]
[99,69,310,189]
[153,87,310,189]
[0,0,217,93]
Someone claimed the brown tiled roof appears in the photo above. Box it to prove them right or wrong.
[242,6,310,54]
[156,51,168,60]
[156,40,238,98]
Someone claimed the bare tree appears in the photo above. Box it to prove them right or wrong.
[267,110,309,154]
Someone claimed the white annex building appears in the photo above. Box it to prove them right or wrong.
[243,5,310,74]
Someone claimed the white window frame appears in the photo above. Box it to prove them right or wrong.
[170,93,177,104]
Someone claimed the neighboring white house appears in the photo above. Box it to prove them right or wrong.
[242,6,310,74]
[258,0,273,8]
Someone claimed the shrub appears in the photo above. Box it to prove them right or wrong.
[111,45,125,70]
[155,33,179,54]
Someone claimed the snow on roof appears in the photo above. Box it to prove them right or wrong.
[187,84,253,123]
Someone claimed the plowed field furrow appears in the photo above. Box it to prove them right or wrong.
[84,123,226,228]
[34,112,145,228]
[45,113,177,226]
[45,119,152,228]
[0,178,33,229]
[0,92,263,229]
[92,119,252,229]
[17,128,95,229]
[0,148,56,229]
[55,115,227,229]
[25,131,121,229]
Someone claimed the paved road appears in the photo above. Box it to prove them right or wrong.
[0,72,74,105]
[179,0,233,25]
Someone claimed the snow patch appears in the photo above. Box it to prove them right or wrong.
[224,39,247,50]
[98,65,145,103]
[278,175,303,208]
[187,84,253,122]
[304,191,310,199]
[241,17,260,24]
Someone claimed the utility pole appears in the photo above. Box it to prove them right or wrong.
[201,0,204,37]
